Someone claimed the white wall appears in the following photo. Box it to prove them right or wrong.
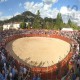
[3,24,11,30]
[3,23,20,30]
[13,23,20,29]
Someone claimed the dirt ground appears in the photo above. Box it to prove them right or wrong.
[6,37,71,67]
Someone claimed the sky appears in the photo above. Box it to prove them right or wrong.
[0,0,80,25]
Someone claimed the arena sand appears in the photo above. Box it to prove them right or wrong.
[6,37,71,67]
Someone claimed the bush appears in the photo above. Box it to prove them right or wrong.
[20,22,26,29]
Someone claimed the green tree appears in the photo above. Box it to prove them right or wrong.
[71,22,79,30]
[27,22,32,29]
[68,18,72,27]
[0,26,3,31]
[55,13,63,30]
[68,19,79,30]
[20,22,26,29]
[44,17,54,29]
[33,10,42,29]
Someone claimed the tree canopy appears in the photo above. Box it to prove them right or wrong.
[33,10,42,29]
[20,22,26,29]
[54,13,63,30]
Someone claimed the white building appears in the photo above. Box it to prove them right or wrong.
[3,22,31,30]
[3,24,11,30]
[61,28,73,31]
[3,22,20,30]
[13,23,20,29]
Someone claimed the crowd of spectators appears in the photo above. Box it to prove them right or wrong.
[0,44,42,80]
[61,32,80,80]
[0,29,80,80]
[0,29,43,80]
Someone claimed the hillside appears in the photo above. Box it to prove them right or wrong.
[0,11,56,25]
[0,11,36,26]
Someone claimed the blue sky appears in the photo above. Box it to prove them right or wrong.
[0,0,80,25]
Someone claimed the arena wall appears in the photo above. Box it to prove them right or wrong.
[1,33,78,79]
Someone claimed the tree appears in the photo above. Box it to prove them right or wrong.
[33,10,42,29]
[68,18,72,27]
[55,13,63,30]
[20,22,26,29]
[68,19,79,30]
[0,26,3,31]
[44,17,54,29]
[71,22,79,30]
[37,10,40,17]
[27,22,32,29]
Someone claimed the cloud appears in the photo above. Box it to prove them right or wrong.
[59,6,80,26]
[42,0,58,4]
[0,16,12,20]
[71,11,80,26]
[24,1,58,18]
[43,4,52,10]
[0,0,7,3]
[24,1,80,26]
[24,2,43,14]
[14,12,21,16]
[60,6,69,14]
[40,8,59,18]
[0,12,21,20]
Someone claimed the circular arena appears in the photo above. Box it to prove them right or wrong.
[6,37,71,67]
[0,29,79,80]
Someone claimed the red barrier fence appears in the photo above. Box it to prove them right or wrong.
[2,33,78,80]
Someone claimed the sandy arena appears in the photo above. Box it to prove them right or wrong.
[6,37,71,67]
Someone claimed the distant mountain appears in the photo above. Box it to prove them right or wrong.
[0,11,56,26]
[22,11,35,17]
[0,11,36,25]
[5,11,36,23]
